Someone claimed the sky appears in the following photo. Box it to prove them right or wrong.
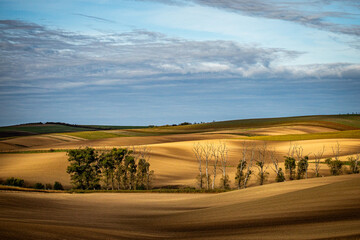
[0,0,359,126]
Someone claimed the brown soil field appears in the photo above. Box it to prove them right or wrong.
[1,138,359,188]
[0,134,83,151]
[0,174,359,240]
[0,121,360,239]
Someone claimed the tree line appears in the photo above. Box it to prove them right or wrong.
[193,141,360,190]
[67,147,154,190]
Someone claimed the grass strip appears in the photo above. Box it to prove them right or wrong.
[240,130,360,141]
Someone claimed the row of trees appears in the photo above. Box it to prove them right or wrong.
[67,147,154,190]
[193,141,360,190]
[2,177,64,190]
[193,142,230,190]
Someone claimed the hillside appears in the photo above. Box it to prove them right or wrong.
[1,174,359,239]
[0,123,148,139]
[0,114,359,189]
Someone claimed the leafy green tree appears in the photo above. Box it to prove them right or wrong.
[67,147,101,190]
[111,148,127,190]
[136,158,148,189]
[123,155,137,190]
[285,157,296,180]
[325,158,343,175]
[99,152,115,190]
[136,158,154,190]
[297,156,309,179]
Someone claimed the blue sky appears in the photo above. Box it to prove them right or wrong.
[0,0,359,126]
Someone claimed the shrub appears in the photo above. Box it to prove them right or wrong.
[325,158,343,175]
[296,156,309,179]
[275,168,286,182]
[45,183,53,190]
[34,183,45,189]
[348,156,360,174]
[53,181,64,190]
[220,175,231,190]
[5,177,25,187]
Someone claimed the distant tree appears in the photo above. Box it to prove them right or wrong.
[235,142,248,189]
[112,148,129,190]
[218,142,230,190]
[256,143,269,185]
[276,168,285,182]
[66,147,154,191]
[202,143,213,190]
[325,142,343,176]
[294,145,309,179]
[136,146,153,190]
[235,159,247,189]
[193,142,204,189]
[270,148,285,182]
[99,152,115,190]
[243,144,255,188]
[211,145,219,190]
[348,154,360,174]
[45,183,53,190]
[296,156,309,180]
[325,158,343,175]
[285,143,296,180]
[67,147,101,190]
[285,157,296,180]
[53,181,64,190]
[5,177,25,187]
[34,182,45,189]
[313,146,325,177]
[125,155,137,190]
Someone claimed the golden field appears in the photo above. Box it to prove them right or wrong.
[0,115,360,239]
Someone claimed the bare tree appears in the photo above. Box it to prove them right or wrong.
[332,142,341,161]
[219,141,230,189]
[313,146,325,177]
[243,144,255,188]
[256,142,269,185]
[200,143,214,190]
[288,142,296,159]
[211,144,220,190]
[348,153,360,174]
[294,144,303,163]
[193,142,204,189]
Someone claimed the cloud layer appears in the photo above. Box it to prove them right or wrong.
[1,20,359,93]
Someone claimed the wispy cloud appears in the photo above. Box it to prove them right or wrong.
[141,0,360,37]
[73,13,116,23]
